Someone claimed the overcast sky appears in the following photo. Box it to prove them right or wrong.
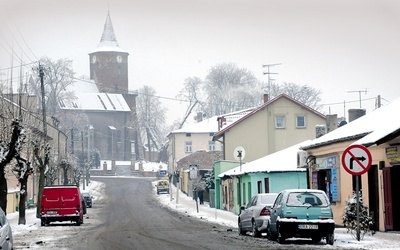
[1,0,399,125]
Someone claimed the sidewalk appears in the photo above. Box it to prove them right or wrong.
[155,182,400,249]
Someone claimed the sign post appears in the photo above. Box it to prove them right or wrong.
[341,144,372,241]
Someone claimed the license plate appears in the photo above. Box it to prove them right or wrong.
[298,224,318,229]
[47,211,57,215]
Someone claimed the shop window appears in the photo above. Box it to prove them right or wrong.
[313,155,340,202]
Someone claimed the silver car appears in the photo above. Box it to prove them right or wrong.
[0,208,13,250]
[238,193,278,237]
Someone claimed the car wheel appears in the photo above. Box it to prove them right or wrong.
[312,236,321,243]
[238,221,246,236]
[76,219,81,226]
[277,224,285,244]
[252,221,261,238]
[41,219,45,226]
[326,233,334,245]
[266,224,275,240]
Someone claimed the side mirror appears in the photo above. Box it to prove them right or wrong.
[240,206,245,211]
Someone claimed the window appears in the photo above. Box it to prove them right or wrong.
[257,181,262,194]
[275,115,285,128]
[296,115,306,128]
[186,133,191,137]
[185,141,192,153]
[209,132,214,136]
[264,178,270,193]
[208,141,215,151]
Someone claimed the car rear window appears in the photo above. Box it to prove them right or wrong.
[286,192,328,207]
[260,194,277,204]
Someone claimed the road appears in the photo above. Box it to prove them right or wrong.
[14,177,336,249]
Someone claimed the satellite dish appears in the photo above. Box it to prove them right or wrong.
[234,146,246,161]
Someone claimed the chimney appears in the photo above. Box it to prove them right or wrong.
[348,109,366,122]
[263,93,269,103]
[326,114,338,133]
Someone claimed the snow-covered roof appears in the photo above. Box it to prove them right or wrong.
[170,108,254,135]
[68,78,99,93]
[218,141,310,178]
[301,97,400,149]
[90,11,127,54]
[171,116,219,134]
[59,92,131,112]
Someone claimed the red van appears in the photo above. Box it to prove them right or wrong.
[40,185,84,226]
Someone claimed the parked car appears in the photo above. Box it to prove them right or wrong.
[238,193,278,237]
[267,189,335,245]
[0,207,13,250]
[82,192,93,208]
[156,180,169,195]
[40,185,85,226]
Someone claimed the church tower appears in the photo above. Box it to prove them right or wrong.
[89,11,129,93]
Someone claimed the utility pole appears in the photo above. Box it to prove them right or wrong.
[81,131,85,190]
[36,63,48,218]
[347,89,367,108]
[262,63,281,98]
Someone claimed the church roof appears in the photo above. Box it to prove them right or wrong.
[90,11,127,54]
[59,92,131,112]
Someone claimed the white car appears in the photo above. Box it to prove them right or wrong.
[238,193,278,237]
[0,207,13,250]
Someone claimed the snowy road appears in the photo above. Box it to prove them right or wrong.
[11,177,399,249]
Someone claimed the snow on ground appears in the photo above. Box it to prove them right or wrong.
[6,177,400,249]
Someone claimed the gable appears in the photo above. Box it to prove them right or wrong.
[213,94,326,141]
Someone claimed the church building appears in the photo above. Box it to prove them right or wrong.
[59,12,139,165]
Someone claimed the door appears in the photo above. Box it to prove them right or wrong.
[382,167,393,230]
[368,165,379,231]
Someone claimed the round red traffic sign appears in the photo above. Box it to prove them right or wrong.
[341,144,372,176]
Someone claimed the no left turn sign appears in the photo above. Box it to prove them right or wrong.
[341,144,372,176]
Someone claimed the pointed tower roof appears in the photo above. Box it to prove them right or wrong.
[91,11,127,53]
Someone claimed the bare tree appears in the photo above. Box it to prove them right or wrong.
[59,158,73,184]
[176,77,203,129]
[32,139,51,218]
[136,86,167,161]
[0,119,24,214]
[30,56,76,117]
[203,62,263,116]
[12,155,33,224]
[269,82,322,111]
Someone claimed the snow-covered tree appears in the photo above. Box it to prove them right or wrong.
[204,168,215,191]
[175,77,202,128]
[136,85,168,161]
[342,191,374,239]
[59,158,73,184]
[30,56,76,117]
[203,62,263,117]
[269,82,322,111]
